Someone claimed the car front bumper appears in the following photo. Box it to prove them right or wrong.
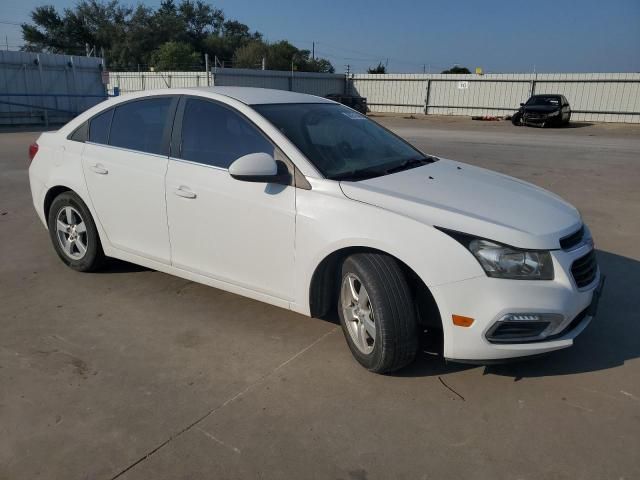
[523,113,560,125]
[429,243,602,362]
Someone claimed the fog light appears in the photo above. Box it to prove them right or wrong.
[486,313,564,343]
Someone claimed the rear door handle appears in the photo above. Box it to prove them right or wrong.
[90,163,108,175]
[174,186,197,199]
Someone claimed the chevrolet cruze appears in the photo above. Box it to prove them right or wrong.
[28,87,603,373]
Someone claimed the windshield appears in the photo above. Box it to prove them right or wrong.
[253,103,435,180]
[527,96,561,107]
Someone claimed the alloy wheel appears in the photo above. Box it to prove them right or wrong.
[341,273,376,354]
[55,206,88,260]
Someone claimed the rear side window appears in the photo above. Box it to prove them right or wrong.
[109,98,172,155]
[89,109,113,144]
[179,98,274,168]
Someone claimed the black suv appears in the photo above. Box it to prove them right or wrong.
[512,94,571,127]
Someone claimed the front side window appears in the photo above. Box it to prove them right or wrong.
[89,109,113,144]
[109,97,172,155]
[179,98,274,169]
[254,103,433,180]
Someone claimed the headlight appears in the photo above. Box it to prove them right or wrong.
[548,110,560,117]
[468,239,554,279]
[437,228,555,280]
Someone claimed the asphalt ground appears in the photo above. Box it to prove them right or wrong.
[1,115,639,480]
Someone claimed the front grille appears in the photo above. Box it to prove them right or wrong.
[571,250,598,288]
[560,225,584,250]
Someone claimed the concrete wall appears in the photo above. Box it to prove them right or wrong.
[0,51,106,126]
[350,73,640,123]
[211,68,345,97]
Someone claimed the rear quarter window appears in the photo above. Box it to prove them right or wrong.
[89,109,113,144]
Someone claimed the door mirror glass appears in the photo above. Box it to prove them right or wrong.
[229,152,283,183]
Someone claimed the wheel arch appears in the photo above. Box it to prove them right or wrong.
[308,246,442,330]
[43,185,73,220]
[42,185,109,252]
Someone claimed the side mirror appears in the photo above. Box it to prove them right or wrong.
[520,103,525,106]
[229,152,287,184]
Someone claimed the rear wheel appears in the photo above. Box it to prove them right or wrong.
[338,253,418,373]
[47,191,105,272]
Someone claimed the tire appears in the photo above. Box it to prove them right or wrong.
[337,253,418,373]
[47,191,105,272]
[511,112,523,126]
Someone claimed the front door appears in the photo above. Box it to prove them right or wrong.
[165,97,296,300]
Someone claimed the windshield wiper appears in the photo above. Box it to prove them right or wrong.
[328,156,436,182]
[384,156,434,175]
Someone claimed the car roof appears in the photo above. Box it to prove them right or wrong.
[188,86,334,105]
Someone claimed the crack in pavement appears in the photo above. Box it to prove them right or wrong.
[438,376,465,401]
[108,327,338,480]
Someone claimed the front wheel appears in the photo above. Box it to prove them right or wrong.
[511,112,523,126]
[338,253,418,373]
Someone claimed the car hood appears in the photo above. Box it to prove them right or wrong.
[523,105,560,113]
[339,159,581,250]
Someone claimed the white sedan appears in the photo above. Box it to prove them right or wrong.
[28,87,603,373]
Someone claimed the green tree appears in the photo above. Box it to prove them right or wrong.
[367,62,386,74]
[21,0,333,72]
[233,40,268,68]
[150,41,200,70]
[441,66,471,74]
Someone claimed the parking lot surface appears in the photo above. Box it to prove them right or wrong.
[1,116,639,480]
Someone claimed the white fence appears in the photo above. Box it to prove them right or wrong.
[107,68,345,98]
[107,71,211,94]
[350,73,640,123]
[106,69,640,123]
[0,51,106,126]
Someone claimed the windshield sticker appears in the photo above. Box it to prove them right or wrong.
[341,111,366,120]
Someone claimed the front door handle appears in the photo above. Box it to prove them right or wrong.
[174,186,197,199]
[90,163,108,175]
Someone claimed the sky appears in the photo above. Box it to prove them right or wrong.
[1,0,639,73]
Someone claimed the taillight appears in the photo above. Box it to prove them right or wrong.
[28,142,39,163]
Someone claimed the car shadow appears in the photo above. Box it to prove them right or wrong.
[395,250,640,379]
[95,258,150,274]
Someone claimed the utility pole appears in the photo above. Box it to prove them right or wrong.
[204,53,210,85]
[312,41,315,61]
[261,56,266,70]
[345,64,350,75]
[85,43,90,57]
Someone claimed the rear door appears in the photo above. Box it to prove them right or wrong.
[165,97,296,300]
[82,96,178,263]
